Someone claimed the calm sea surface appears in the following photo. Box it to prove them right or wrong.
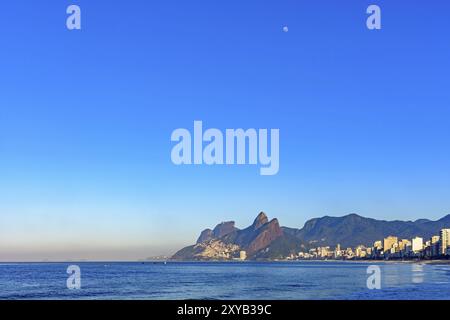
[1,261,450,300]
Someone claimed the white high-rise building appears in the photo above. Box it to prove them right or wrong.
[412,237,423,253]
[383,236,398,252]
[440,229,450,255]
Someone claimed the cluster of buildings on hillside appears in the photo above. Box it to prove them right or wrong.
[288,228,450,261]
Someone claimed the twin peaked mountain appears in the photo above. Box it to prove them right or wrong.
[172,212,450,260]
[172,212,290,260]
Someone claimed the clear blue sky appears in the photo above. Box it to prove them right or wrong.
[0,0,449,261]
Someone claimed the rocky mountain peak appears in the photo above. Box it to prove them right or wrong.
[213,221,236,238]
[246,218,283,255]
[196,229,213,244]
[252,212,269,230]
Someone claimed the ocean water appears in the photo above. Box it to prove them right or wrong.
[1,261,450,300]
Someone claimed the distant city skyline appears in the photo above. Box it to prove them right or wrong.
[1,1,450,261]
[298,227,450,261]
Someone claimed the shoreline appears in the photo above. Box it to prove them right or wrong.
[3,259,450,265]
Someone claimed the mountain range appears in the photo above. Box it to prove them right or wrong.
[171,212,450,260]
